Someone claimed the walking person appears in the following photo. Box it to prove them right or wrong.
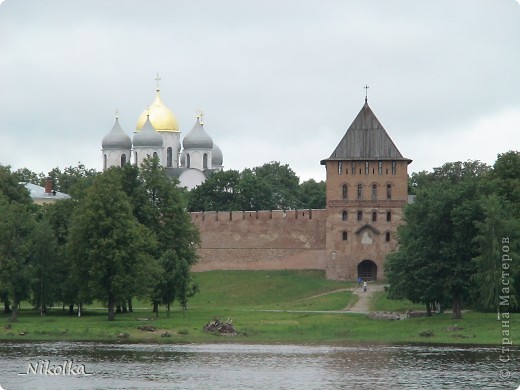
[363,280,367,292]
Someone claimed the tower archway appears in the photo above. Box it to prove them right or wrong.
[358,260,377,281]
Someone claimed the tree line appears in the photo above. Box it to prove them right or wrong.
[187,161,326,211]
[1,160,323,321]
[0,158,199,321]
[386,151,520,319]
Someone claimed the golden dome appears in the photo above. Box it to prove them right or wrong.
[136,89,179,132]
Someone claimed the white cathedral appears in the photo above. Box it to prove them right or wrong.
[101,79,224,189]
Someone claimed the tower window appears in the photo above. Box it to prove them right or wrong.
[386,211,392,222]
[365,161,369,175]
[342,210,348,221]
[352,162,356,175]
[342,185,348,199]
[372,211,377,222]
[167,147,173,167]
[203,153,208,169]
[392,161,396,175]
[371,184,377,200]
[134,151,138,165]
[378,161,383,175]
[357,184,363,199]
[121,153,127,167]
[186,154,191,168]
[385,232,391,242]
[338,161,343,175]
[153,152,158,159]
[342,231,348,241]
[357,210,363,221]
[386,184,392,200]
[103,154,107,171]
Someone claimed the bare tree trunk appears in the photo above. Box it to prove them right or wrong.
[128,298,133,313]
[452,293,462,320]
[108,291,115,321]
[11,297,18,322]
[426,303,432,317]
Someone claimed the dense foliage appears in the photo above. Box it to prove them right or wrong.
[187,161,326,211]
[0,160,199,321]
[386,152,520,319]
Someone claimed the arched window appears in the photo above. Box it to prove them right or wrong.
[365,161,369,175]
[134,151,138,165]
[167,147,173,167]
[186,154,191,168]
[386,211,391,222]
[338,161,343,175]
[357,210,363,221]
[120,153,127,167]
[378,161,383,175]
[372,211,377,222]
[357,184,363,199]
[342,231,348,241]
[342,211,348,221]
[385,232,391,242]
[342,185,348,199]
[392,161,396,175]
[203,153,208,169]
[351,162,356,175]
[386,184,392,200]
[371,184,377,200]
[153,152,158,159]
[103,154,107,171]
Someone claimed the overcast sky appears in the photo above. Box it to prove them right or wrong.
[1,0,519,182]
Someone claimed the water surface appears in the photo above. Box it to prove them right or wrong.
[0,342,517,389]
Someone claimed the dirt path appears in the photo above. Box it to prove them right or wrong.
[344,283,386,313]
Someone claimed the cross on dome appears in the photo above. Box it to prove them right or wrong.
[155,73,161,91]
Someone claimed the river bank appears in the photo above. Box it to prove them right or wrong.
[0,270,516,345]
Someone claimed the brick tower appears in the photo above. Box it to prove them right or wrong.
[321,98,412,280]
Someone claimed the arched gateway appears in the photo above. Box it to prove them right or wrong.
[358,260,377,281]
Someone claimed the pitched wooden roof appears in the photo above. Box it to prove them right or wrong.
[321,101,411,164]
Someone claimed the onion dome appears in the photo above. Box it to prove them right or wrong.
[183,116,213,149]
[136,89,179,132]
[212,143,223,166]
[102,117,132,150]
[133,116,163,147]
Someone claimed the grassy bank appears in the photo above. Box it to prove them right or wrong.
[0,270,516,345]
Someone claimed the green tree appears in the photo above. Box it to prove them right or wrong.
[298,179,325,209]
[43,198,81,314]
[139,157,200,316]
[253,162,300,209]
[472,195,519,312]
[48,163,98,199]
[68,168,157,321]
[489,151,520,217]
[188,169,241,211]
[386,161,489,319]
[0,196,36,321]
[30,216,59,314]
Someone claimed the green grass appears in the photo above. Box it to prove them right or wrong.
[371,289,425,312]
[0,270,516,345]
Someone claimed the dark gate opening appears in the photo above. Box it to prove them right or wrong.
[358,260,377,281]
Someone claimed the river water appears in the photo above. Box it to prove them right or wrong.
[0,342,517,389]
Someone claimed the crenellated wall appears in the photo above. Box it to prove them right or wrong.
[190,209,328,271]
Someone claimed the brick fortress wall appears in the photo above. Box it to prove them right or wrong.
[190,209,327,272]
